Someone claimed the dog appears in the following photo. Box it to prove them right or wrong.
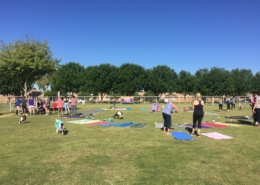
[113,111,123,119]
[19,113,27,124]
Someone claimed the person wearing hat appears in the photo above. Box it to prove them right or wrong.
[162,98,179,135]
[190,93,204,137]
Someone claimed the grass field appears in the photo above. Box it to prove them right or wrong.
[0,103,259,185]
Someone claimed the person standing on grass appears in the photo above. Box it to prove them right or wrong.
[226,96,231,111]
[45,97,50,115]
[57,96,63,115]
[250,93,257,125]
[52,100,57,114]
[28,96,35,115]
[71,95,77,115]
[15,97,21,115]
[112,96,116,109]
[21,96,28,114]
[231,96,236,110]
[162,98,179,135]
[218,98,223,112]
[63,97,70,114]
[190,93,204,137]
[252,92,260,126]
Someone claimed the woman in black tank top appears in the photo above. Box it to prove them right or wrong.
[191,93,204,137]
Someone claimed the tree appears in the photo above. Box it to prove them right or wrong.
[0,73,23,95]
[116,63,147,96]
[230,68,253,95]
[81,63,118,101]
[36,74,51,95]
[51,62,85,95]
[250,72,260,93]
[207,67,231,96]
[146,65,178,95]
[0,38,59,97]
[176,70,195,96]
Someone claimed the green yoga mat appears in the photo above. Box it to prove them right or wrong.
[131,123,147,128]
[215,122,242,127]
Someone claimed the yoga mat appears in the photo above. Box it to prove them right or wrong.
[61,115,85,118]
[171,131,194,140]
[115,108,132,110]
[130,123,147,128]
[225,116,252,120]
[185,124,211,129]
[205,112,219,116]
[86,121,110,126]
[99,122,120,127]
[202,122,230,128]
[155,123,163,128]
[114,122,134,127]
[215,122,242,127]
[201,132,233,140]
[67,119,100,124]
[172,123,189,129]
[141,108,148,111]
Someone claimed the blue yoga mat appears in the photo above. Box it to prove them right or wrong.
[115,122,134,127]
[171,131,194,140]
[131,123,147,128]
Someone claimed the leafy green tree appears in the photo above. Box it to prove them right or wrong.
[194,68,210,95]
[51,62,85,95]
[0,74,23,95]
[0,38,59,97]
[230,68,253,95]
[146,65,178,95]
[81,63,118,101]
[176,70,195,96]
[116,63,147,96]
[36,74,51,95]
[250,72,260,93]
[207,67,232,96]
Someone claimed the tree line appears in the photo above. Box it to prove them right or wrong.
[1,38,260,97]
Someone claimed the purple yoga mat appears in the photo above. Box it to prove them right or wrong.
[186,124,211,128]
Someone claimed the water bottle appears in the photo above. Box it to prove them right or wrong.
[212,119,215,124]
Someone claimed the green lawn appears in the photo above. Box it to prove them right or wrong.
[0,103,259,185]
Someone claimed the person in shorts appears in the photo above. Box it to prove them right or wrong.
[52,100,57,113]
[28,96,35,115]
[45,97,50,115]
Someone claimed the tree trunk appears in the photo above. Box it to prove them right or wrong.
[23,81,27,98]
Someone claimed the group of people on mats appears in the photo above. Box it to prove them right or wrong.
[161,93,204,137]
[161,92,260,136]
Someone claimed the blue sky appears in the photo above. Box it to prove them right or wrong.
[1,0,259,75]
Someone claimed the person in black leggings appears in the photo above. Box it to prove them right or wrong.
[191,93,204,137]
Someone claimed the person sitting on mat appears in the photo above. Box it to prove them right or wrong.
[162,98,179,135]
[190,93,204,137]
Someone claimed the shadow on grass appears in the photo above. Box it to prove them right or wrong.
[185,127,192,133]
[237,119,254,126]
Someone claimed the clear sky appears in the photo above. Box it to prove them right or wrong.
[1,0,259,75]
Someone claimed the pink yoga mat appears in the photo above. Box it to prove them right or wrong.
[202,132,233,140]
[202,122,229,128]
[86,121,110,127]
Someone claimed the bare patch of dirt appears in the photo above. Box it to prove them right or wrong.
[0,113,14,118]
